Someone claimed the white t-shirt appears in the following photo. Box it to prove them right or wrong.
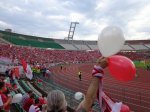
[29,105,41,112]
[0,95,4,106]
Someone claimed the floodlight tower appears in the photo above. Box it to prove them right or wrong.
[67,22,79,40]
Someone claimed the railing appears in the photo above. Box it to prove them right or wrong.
[103,84,150,112]
[37,75,101,111]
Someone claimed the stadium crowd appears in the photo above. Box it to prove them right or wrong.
[0,56,109,112]
[0,44,149,67]
[118,51,150,61]
[0,44,100,66]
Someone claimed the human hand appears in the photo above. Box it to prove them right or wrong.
[96,57,108,69]
[92,57,108,78]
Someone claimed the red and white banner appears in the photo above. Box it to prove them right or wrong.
[21,59,27,73]
[25,64,33,80]
[21,59,33,80]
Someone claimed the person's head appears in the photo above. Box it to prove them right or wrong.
[47,90,67,112]
[0,81,5,92]
[27,90,33,96]
[30,93,35,99]
[42,94,47,98]
[35,98,40,105]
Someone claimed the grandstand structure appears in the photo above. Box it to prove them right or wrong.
[0,30,150,51]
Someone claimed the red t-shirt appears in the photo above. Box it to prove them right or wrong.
[39,97,47,105]
[13,84,18,90]
[23,98,34,112]
[0,92,10,111]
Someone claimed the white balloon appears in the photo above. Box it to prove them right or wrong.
[12,93,23,103]
[98,26,125,57]
[74,92,83,100]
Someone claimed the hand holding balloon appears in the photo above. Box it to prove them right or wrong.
[96,57,108,69]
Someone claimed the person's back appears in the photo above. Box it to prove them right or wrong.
[21,90,33,106]
[23,94,34,112]
[21,93,29,106]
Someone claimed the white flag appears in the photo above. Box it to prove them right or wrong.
[25,64,33,80]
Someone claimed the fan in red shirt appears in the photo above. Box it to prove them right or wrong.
[23,93,35,112]
[0,81,12,112]
[39,94,47,105]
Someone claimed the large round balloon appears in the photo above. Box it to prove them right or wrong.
[98,26,125,57]
[12,93,23,103]
[108,55,136,81]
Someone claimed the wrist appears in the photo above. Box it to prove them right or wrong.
[92,65,104,78]
[94,65,103,70]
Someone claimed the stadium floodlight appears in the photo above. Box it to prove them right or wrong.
[67,22,79,40]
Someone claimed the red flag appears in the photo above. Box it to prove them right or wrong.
[21,59,27,73]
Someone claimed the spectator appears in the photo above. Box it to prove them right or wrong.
[29,98,41,112]
[39,94,47,105]
[45,69,51,79]
[21,90,33,106]
[23,93,35,112]
[0,81,12,111]
[46,57,108,112]
[12,83,20,93]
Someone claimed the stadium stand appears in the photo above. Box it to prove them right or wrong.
[0,33,11,44]
[145,44,150,49]
[54,39,78,50]
[121,44,134,50]
[1,29,150,51]
[0,30,64,49]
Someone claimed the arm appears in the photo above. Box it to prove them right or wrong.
[81,77,100,111]
[3,95,12,108]
[77,57,108,112]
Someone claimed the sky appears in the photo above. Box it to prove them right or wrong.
[0,0,150,40]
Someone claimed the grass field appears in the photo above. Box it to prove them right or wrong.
[134,61,150,69]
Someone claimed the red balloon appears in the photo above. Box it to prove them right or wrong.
[108,55,136,82]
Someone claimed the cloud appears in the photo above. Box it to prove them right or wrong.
[0,0,150,40]
[0,20,12,29]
